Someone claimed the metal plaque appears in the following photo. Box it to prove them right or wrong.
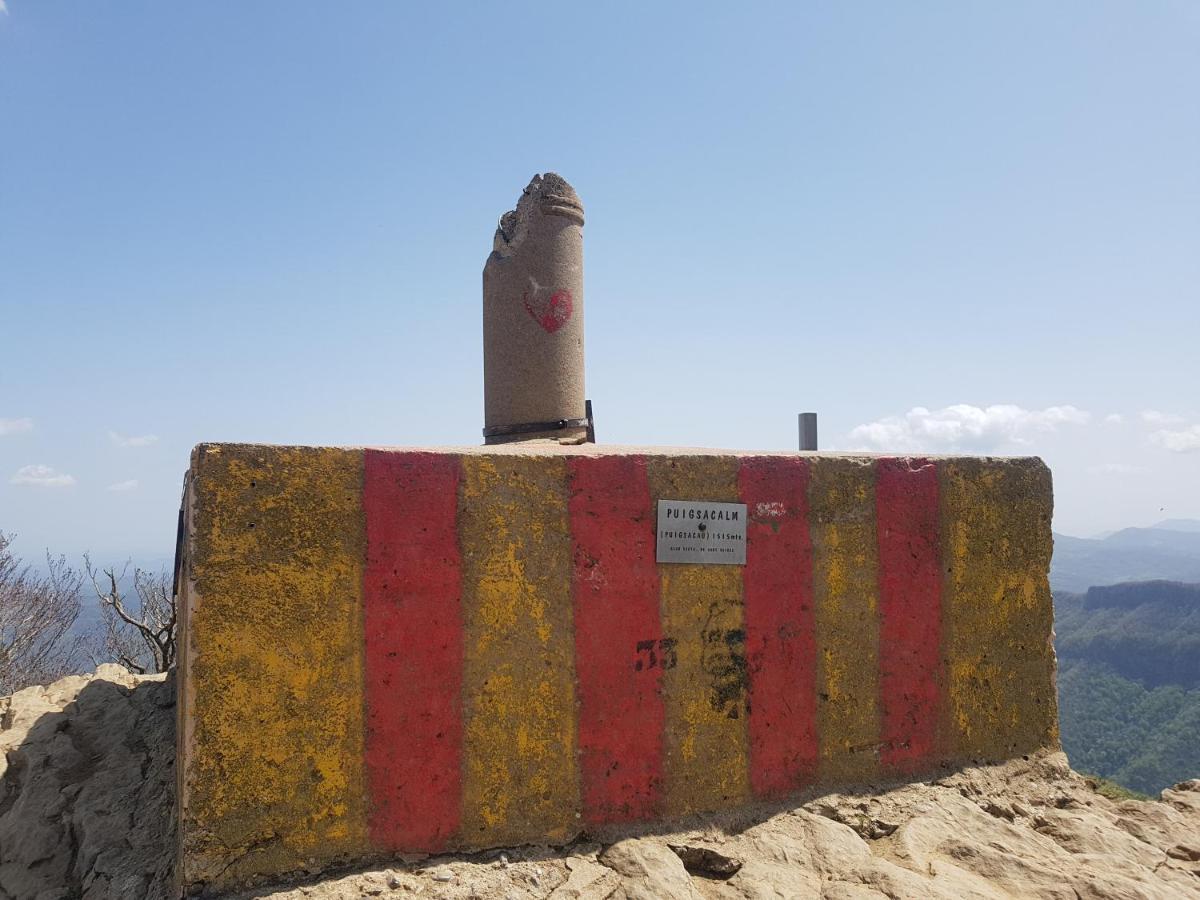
[655,499,747,565]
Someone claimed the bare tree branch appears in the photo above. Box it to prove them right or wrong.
[85,555,176,675]
[0,531,84,695]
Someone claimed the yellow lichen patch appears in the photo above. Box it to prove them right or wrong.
[646,457,750,816]
[940,458,1058,760]
[459,456,580,846]
[183,445,367,888]
[809,458,880,782]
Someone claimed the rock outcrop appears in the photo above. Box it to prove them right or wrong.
[0,667,174,900]
[2,669,1199,899]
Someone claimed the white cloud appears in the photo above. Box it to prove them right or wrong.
[1141,410,1186,426]
[11,464,76,488]
[106,479,139,492]
[0,2,8,16]
[1086,463,1145,474]
[847,404,1091,452]
[108,430,159,448]
[1150,424,1200,453]
[0,417,33,436]
[1103,413,1123,426]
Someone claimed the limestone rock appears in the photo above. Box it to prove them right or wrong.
[548,857,620,899]
[0,667,174,900]
[599,839,704,900]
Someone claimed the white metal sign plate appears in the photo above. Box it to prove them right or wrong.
[655,499,747,565]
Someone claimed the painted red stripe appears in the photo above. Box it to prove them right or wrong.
[569,455,665,825]
[363,450,463,850]
[738,457,818,799]
[876,457,942,772]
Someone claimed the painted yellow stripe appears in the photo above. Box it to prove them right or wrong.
[809,457,880,782]
[186,445,366,885]
[646,456,750,816]
[459,455,580,845]
[940,459,1058,759]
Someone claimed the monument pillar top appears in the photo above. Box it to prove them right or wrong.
[482,173,587,445]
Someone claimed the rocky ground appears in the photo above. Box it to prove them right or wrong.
[2,669,1198,900]
[0,666,174,899]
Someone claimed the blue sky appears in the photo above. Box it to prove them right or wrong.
[1,1,1197,561]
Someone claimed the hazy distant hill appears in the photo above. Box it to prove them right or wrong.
[1153,518,1200,534]
[1055,580,1200,795]
[1051,520,1200,592]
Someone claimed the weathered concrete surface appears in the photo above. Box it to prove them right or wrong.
[458,455,580,846]
[179,446,368,890]
[810,457,881,785]
[644,455,749,818]
[178,443,1060,894]
[482,173,586,444]
[940,458,1059,761]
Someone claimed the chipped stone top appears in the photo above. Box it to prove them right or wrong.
[493,172,584,256]
[188,441,1049,465]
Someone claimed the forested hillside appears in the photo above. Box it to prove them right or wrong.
[1055,581,1200,795]
[1057,581,1200,688]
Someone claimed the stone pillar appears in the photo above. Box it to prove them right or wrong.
[483,173,586,444]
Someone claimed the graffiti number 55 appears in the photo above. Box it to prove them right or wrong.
[634,637,677,672]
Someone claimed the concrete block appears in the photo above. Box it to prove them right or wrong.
[177,444,1057,893]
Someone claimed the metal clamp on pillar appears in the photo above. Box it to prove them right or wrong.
[481,399,596,443]
[482,417,590,439]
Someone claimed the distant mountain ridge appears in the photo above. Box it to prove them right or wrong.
[1083,579,1200,612]
[1153,518,1200,534]
[1051,519,1200,592]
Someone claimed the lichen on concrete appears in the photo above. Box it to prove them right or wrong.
[940,457,1059,761]
[809,457,882,783]
[458,455,581,846]
[182,444,368,889]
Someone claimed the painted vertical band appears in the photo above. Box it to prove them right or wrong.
[875,458,942,772]
[363,451,463,851]
[186,446,367,884]
[940,459,1058,760]
[809,458,881,782]
[738,456,818,798]
[569,455,665,825]
[646,457,750,816]
[459,456,581,845]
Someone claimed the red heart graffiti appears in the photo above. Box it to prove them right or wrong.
[523,289,573,333]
